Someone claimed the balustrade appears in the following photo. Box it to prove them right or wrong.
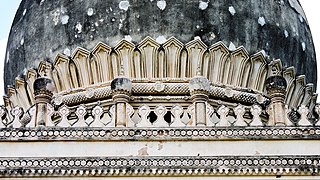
[2,101,318,129]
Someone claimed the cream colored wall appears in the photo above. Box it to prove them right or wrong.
[1,140,319,157]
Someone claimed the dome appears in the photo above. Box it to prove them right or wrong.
[2,2,320,178]
[4,0,317,90]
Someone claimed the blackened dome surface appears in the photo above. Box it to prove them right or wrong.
[4,0,317,91]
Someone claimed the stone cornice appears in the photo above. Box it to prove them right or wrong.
[0,155,319,177]
[0,127,319,142]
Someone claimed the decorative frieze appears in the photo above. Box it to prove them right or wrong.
[0,156,319,177]
[0,127,320,141]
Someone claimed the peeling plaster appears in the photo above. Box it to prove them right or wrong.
[63,48,71,56]
[157,0,167,10]
[302,42,306,51]
[20,38,24,46]
[87,8,94,16]
[229,42,236,51]
[119,1,130,11]
[258,16,266,26]
[284,30,289,38]
[156,36,166,44]
[228,6,236,16]
[75,22,82,33]
[138,147,149,156]
[199,1,208,10]
[23,9,27,16]
[124,35,132,42]
[61,15,69,25]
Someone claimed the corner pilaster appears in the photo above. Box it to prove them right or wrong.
[33,77,55,127]
[111,76,132,127]
[266,75,287,126]
[189,75,210,127]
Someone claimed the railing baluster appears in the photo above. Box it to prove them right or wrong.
[216,105,229,126]
[170,104,185,127]
[234,105,246,126]
[57,105,71,127]
[138,104,151,127]
[154,105,168,127]
[11,106,23,128]
[90,105,104,127]
[250,105,263,126]
[298,105,311,126]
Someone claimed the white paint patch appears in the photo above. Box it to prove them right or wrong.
[228,42,236,51]
[63,48,71,56]
[284,30,289,38]
[119,19,124,30]
[258,16,266,26]
[51,9,61,26]
[194,36,201,40]
[260,50,267,57]
[299,15,304,23]
[5,51,9,63]
[22,68,27,75]
[209,32,216,40]
[87,8,94,16]
[23,9,27,16]
[20,38,24,46]
[124,35,132,42]
[199,1,208,10]
[119,1,130,11]
[4,52,9,68]
[301,42,306,51]
[75,22,82,33]
[61,15,69,25]
[157,0,167,10]
[156,36,166,44]
[228,6,236,16]
[279,0,284,5]
[40,0,45,5]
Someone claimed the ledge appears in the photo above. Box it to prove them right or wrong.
[0,156,319,177]
[0,126,319,141]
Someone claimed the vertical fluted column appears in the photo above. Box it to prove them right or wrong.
[111,77,132,127]
[266,75,287,126]
[33,77,55,127]
[189,75,210,127]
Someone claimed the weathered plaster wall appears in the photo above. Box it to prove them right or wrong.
[1,140,320,157]
[4,0,317,91]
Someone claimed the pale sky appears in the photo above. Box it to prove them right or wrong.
[0,0,319,100]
